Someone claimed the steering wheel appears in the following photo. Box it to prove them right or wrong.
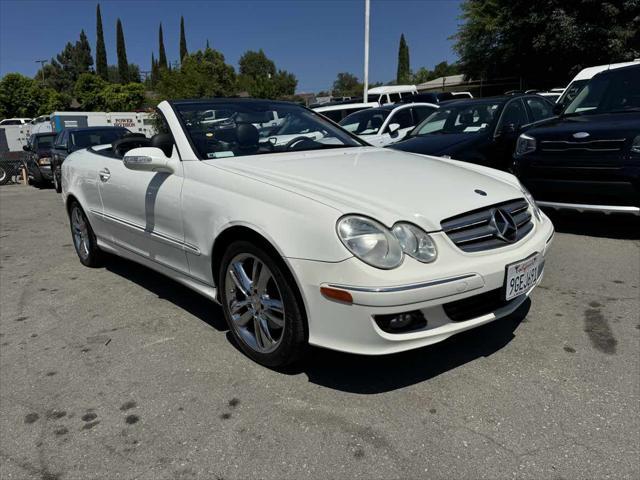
[284,136,317,151]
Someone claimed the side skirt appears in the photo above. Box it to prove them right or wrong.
[97,237,219,304]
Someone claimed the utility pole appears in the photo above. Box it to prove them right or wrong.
[35,59,48,83]
[363,0,370,102]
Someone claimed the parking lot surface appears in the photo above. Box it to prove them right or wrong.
[1,185,639,480]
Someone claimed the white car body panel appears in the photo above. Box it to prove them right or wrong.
[62,100,554,356]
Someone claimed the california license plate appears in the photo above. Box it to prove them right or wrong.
[504,254,540,301]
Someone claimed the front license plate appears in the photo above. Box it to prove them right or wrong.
[504,253,540,301]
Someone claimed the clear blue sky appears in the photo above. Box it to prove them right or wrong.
[0,0,462,92]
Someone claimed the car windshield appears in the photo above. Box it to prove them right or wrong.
[564,68,640,115]
[556,79,588,109]
[174,101,363,159]
[339,109,390,135]
[36,135,55,149]
[411,102,501,135]
[71,129,129,149]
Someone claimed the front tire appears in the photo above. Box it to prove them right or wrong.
[219,241,307,367]
[53,168,62,193]
[68,201,102,267]
[0,166,8,185]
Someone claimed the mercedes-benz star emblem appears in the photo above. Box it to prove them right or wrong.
[490,208,518,242]
[573,132,590,139]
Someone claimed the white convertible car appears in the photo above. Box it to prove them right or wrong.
[62,99,554,367]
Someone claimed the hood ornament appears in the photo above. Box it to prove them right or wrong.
[573,132,590,139]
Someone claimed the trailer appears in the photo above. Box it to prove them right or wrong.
[49,111,157,137]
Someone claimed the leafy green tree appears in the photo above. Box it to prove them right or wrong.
[95,3,108,80]
[332,72,362,97]
[237,49,296,98]
[96,82,145,111]
[239,49,276,78]
[76,30,94,74]
[74,73,108,110]
[150,53,160,87]
[156,47,236,100]
[116,19,129,83]
[158,23,168,70]
[0,73,69,117]
[35,31,94,92]
[454,0,640,87]
[396,34,411,84]
[180,16,188,62]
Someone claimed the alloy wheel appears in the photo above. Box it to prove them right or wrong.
[224,253,286,353]
[71,206,90,260]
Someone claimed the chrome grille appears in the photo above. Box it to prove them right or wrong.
[540,138,625,152]
[441,199,533,252]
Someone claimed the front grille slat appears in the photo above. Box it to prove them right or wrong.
[540,138,625,153]
[441,198,533,252]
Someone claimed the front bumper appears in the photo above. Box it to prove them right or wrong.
[25,160,52,181]
[287,211,554,355]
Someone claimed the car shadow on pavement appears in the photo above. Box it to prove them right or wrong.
[543,209,640,240]
[105,255,227,332]
[291,299,531,394]
[104,254,529,394]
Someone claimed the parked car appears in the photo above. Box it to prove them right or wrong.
[391,95,556,170]
[0,117,31,126]
[555,59,640,111]
[339,103,439,147]
[22,132,57,187]
[367,85,418,104]
[513,64,640,215]
[51,126,131,193]
[62,98,554,367]
[312,101,379,123]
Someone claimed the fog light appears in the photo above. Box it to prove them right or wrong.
[374,310,426,333]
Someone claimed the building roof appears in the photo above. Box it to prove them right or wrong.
[417,74,467,91]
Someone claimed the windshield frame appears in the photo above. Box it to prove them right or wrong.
[170,100,368,161]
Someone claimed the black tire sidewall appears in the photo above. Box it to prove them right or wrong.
[219,240,307,367]
[69,202,102,267]
[0,166,8,185]
[53,169,62,193]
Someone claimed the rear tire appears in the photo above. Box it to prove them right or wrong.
[68,201,102,267]
[0,166,8,185]
[219,240,307,367]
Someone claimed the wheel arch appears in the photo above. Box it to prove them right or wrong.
[211,224,310,339]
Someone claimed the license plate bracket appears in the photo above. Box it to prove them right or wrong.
[503,253,540,301]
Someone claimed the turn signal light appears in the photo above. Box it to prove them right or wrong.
[320,287,353,304]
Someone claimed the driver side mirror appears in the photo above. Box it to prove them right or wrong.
[388,123,401,136]
[23,145,30,152]
[497,123,518,137]
[553,103,563,115]
[124,147,174,173]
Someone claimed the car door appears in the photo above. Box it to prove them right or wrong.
[493,99,529,170]
[51,131,68,173]
[375,108,414,146]
[96,145,189,274]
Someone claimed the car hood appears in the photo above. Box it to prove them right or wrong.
[204,147,523,231]
[393,132,484,155]
[526,112,640,139]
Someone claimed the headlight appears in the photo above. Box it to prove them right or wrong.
[37,157,51,165]
[519,182,542,221]
[515,134,536,156]
[631,135,640,154]
[392,223,437,263]
[337,216,403,269]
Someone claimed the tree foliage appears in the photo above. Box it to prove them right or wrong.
[35,30,94,92]
[156,47,236,99]
[454,0,640,87]
[74,72,144,111]
[396,34,411,84]
[237,49,297,98]
[116,19,129,83]
[0,73,70,118]
[180,16,188,62]
[412,61,460,84]
[158,23,168,70]
[95,4,108,80]
[332,72,362,97]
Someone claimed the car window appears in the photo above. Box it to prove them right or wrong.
[498,100,528,129]
[565,68,640,115]
[556,79,589,109]
[387,109,413,131]
[54,131,67,148]
[413,101,501,135]
[412,106,438,123]
[36,135,55,150]
[340,109,391,135]
[388,93,401,103]
[525,97,554,122]
[175,101,363,159]
[1,119,22,125]
[71,129,129,149]
[320,109,344,123]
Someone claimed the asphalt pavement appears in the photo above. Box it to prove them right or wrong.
[1,185,638,480]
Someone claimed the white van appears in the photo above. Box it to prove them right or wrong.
[313,102,379,123]
[367,85,418,104]
[556,59,640,107]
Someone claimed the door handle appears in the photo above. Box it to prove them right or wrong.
[98,168,111,182]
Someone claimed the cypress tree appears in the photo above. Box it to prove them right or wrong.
[179,16,188,62]
[116,18,129,83]
[158,23,168,70]
[75,30,94,75]
[95,4,108,80]
[396,34,411,84]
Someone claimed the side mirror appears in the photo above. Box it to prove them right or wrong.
[552,103,563,115]
[23,145,30,152]
[124,147,174,173]
[388,123,401,136]
[497,123,518,137]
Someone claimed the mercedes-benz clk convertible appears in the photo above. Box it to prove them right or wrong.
[61,99,554,367]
